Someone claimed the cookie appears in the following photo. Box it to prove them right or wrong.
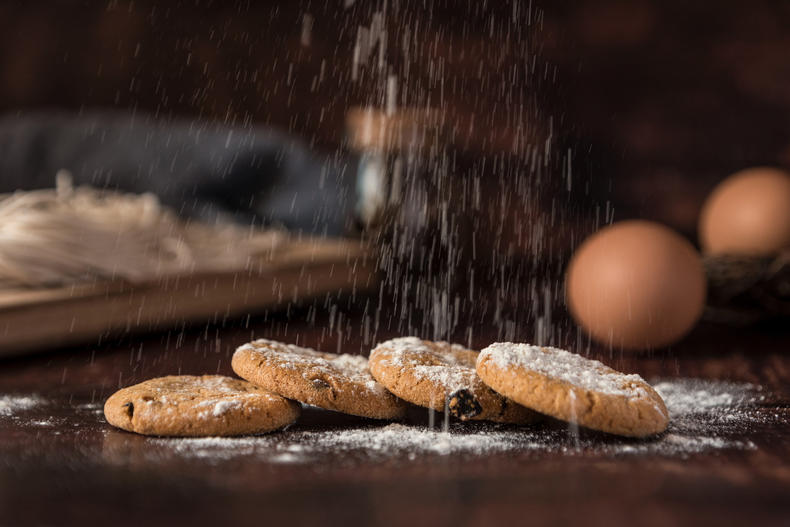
[476,343,669,437]
[104,375,300,437]
[369,337,538,423]
[231,339,407,419]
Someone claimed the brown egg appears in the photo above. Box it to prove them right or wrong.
[566,220,706,350]
[699,167,790,256]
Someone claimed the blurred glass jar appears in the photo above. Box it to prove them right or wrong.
[346,107,447,232]
[346,107,469,338]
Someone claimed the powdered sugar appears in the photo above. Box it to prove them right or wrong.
[0,394,44,416]
[480,342,650,397]
[372,337,479,393]
[300,424,541,455]
[654,379,766,434]
[144,378,771,463]
[0,394,63,428]
[196,398,246,417]
[238,339,387,394]
[153,423,541,461]
[655,379,760,415]
[155,375,251,395]
[116,376,283,421]
[606,379,765,455]
[612,434,745,455]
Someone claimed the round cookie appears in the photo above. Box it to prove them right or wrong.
[476,343,669,437]
[104,375,300,437]
[369,337,538,423]
[232,339,407,419]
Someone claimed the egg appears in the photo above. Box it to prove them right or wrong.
[699,167,790,256]
[566,220,706,350]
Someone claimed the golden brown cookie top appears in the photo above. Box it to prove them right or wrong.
[104,375,300,437]
[370,337,481,392]
[477,343,669,437]
[479,343,660,398]
[369,337,538,423]
[232,339,407,419]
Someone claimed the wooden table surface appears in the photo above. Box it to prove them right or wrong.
[0,302,789,527]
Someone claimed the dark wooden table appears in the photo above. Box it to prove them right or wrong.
[1,304,789,527]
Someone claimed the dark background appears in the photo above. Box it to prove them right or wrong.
[3,0,790,344]
[2,0,789,237]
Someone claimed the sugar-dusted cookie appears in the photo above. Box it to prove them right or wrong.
[231,339,407,419]
[476,343,669,437]
[369,337,538,423]
[104,375,300,437]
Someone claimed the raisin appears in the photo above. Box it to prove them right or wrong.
[447,389,482,420]
[311,378,331,390]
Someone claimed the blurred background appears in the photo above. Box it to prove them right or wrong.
[3,0,789,235]
[1,0,789,347]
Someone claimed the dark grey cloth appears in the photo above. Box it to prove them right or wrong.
[0,112,355,236]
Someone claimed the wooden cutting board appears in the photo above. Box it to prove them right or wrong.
[0,237,377,357]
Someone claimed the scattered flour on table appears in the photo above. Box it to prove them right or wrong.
[27,418,58,427]
[0,394,44,416]
[608,379,767,455]
[75,402,104,415]
[148,378,773,463]
[654,379,765,430]
[152,424,545,462]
